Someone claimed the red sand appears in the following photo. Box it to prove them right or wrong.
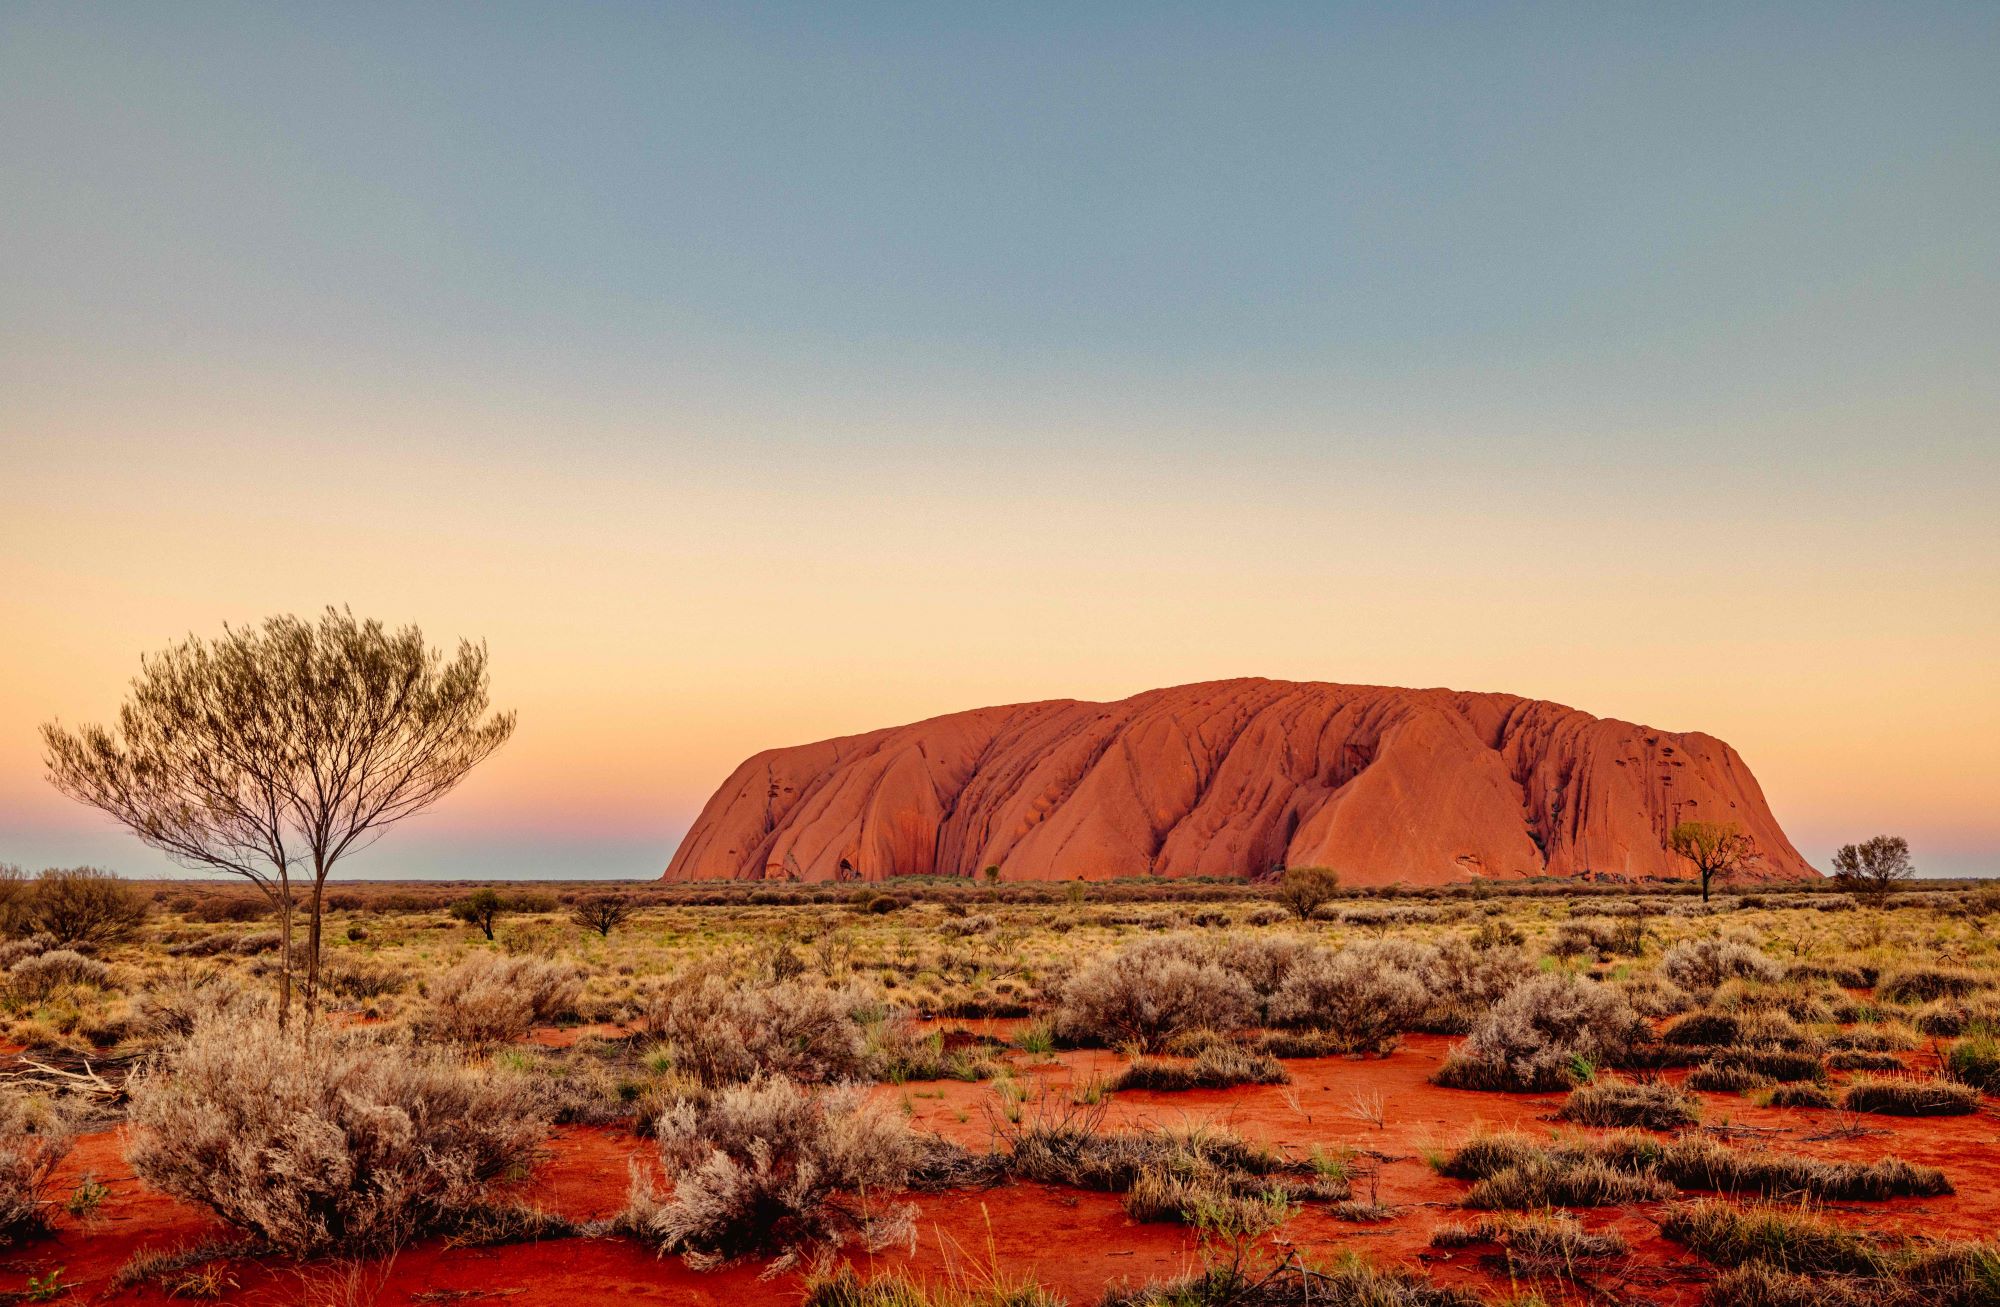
[10,1030,1995,1306]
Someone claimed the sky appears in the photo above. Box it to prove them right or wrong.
[2,3,1996,880]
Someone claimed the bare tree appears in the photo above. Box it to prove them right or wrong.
[1831,835,1915,908]
[42,608,514,1025]
[570,894,634,938]
[1667,820,1759,904]
[1274,866,1340,922]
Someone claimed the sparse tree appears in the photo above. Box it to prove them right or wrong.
[1831,835,1915,908]
[1667,820,1759,905]
[570,894,634,938]
[42,608,514,1026]
[1274,866,1341,922]
[450,888,506,941]
[22,867,149,947]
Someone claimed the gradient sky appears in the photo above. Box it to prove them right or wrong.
[3,3,1996,880]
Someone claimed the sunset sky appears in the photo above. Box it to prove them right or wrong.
[3,4,1995,879]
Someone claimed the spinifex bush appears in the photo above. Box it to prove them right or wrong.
[0,1089,77,1247]
[126,1021,551,1256]
[1053,936,1255,1051]
[1557,1077,1701,1130]
[1877,967,1989,1006]
[1840,1075,1981,1116]
[419,953,584,1047]
[1111,1042,1289,1092]
[646,971,874,1086]
[1659,935,1783,995]
[1433,974,1644,1092]
[624,1074,918,1272]
[6,949,110,1000]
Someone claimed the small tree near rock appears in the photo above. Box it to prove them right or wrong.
[1666,821,1758,905]
[1274,866,1340,922]
[570,895,634,938]
[1831,835,1915,908]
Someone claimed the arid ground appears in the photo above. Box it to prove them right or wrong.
[4,877,1999,1307]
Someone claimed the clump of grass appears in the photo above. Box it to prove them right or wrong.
[1105,1252,1485,1307]
[1760,1083,1835,1109]
[1877,967,1988,1006]
[1829,1049,1905,1072]
[1437,1130,1947,1208]
[1840,1076,1981,1116]
[801,1263,1064,1307]
[1557,1077,1701,1130]
[1111,1044,1289,1092]
[1431,1212,1627,1280]
[1945,1031,2000,1093]
[1685,1060,1771,1093]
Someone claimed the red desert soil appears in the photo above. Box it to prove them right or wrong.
[14,1030,1994,1307]
[663,678,1815,886]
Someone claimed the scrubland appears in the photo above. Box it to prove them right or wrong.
[2,873,2000,1306]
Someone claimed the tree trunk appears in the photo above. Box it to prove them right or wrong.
[276,883,294,1029]
[304,874,326,1020]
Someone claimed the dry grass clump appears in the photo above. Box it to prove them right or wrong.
[647,971,875,1086]
[996,1109,1317,1223]
[1432,974,1644,1092]
[1430,1211,1627,1278]
[1438,1130,1947,1207]
[7,949,110,1000]
[1913,992,2000,1037]
[1760,1082,1836,1109]
[418,953,583,1047]
[868,1021,1003,1084]
[1557,1077,1701,1129]
[1659,935,1783,995]
[800,1263,1063,1307]
[1877,967,1988,1006]
[126,1020,552,1256]
[1053,936,1255,1051]
[622,1074,918,1272]
[1111,1043,1289,1092]
[0,1089,78,1247]
[1663,1200,2000,1306]
[1105,1252,1483,1307]
[1840,1075,1981,1116]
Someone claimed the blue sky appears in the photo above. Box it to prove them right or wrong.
[3,3,1995,878]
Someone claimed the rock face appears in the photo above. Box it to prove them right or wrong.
[663,679,1815,887]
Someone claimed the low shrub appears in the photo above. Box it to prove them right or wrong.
[1659,936,1783,995]
[623,1075,917,1271]
[647,972,873,1086]
[1840,1076,1981,1116]
[419,954,583,1047]
[1053,937,1255,1051]
[1557,1078,1700,1130]
[1432,975,1644,1092]
[7,949,110,999]
[1267,942,1428,1053]
[127,1021,552,1255]
[0,1089,77,1247]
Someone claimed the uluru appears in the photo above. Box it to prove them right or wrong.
[664,678,1816,887]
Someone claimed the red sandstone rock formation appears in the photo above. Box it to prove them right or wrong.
[663,679,1816,887]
